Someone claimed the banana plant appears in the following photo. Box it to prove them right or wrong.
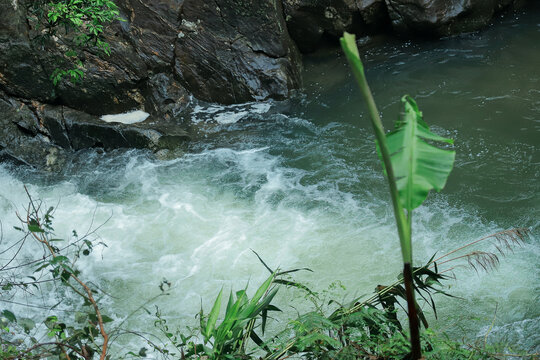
[340,32,455,359]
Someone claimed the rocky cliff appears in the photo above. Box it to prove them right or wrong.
[0,0,529,169]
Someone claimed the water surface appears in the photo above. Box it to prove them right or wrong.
[1,7,538,355]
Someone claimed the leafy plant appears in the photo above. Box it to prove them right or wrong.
[27,0,122,85]
[0,187,110,359]
[152,273,281,360]
[340,32,456,359]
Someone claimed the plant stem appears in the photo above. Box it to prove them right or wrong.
[404,263,421,359]
[340,35,411,264]
[340,33,420,358]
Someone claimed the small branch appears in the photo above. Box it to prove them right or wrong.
[8,341,84,360]
[22,186,109,360]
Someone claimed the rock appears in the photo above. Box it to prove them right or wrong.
[115,0,184,71]
[384,0,521,37]
[62,107,190,151]
[1,0,304,114]
[282,0,389,53]
[0,96,67,171]
[51,43,149,115]
[0,89,190,170]
[174,0,302,104]
[38,105,72,149]
[144,73,191,121]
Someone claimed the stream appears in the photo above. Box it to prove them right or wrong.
[1,7,539,356]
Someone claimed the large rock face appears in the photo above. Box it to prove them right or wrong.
[0,0,303,117]
[283,0,528,52]
[175,0,302,104]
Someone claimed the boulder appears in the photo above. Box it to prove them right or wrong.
[0,1,57,103]
[0,89,190,170]
[282,0,389,53]
[384,0,520,36]
[143,73,191,121]
[174,0,302,104]
[0,96,67,171]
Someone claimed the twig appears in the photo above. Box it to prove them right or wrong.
[8,341,84,360]
[22,186,110,360]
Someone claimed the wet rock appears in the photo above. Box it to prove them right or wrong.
[0,0,189,117]
[1,0,303,114]
[384,0,521,37]
[0,90,190,170]
[37,105,71,149]
[0,97,67,170]
[51,43,149,115]
[0,2,54,102]
[175,0,302,104]
[115,0,184,71]
[144,73,191,120]
[282,0,389,53]
[62,107,189,151]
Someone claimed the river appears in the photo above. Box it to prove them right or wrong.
[0,6,538,356]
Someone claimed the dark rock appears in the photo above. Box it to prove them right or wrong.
[39,105,72,149]
[50,39,149,115]
[62,107,190,151]
[143,73,191,120]
[0,97,67,171]
[115,0,184,71]
[0,149,30,167]
[174,0,302,104]
[1,0,303,114]
[282,0,389,53]
[384,0,520,37]
[0,89,190,170]
[0,41,57,103]
[0,2,55,101]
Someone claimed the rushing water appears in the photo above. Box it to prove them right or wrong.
[1,8,539,356]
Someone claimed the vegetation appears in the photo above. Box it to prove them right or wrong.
[0,195,531,359]
[27,0,121,84]
[340,32,456,358]
[0,28,536,360]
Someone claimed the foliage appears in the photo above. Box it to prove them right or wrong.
[153,274,280,360]
[0,187,110,359]
[0,191,533,359]
[27,0,122,85]
[340,31,456,358]
[383,96,455,212]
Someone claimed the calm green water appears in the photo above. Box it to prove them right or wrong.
[1,8,538,355]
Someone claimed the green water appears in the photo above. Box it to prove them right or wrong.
[0,7,538,355]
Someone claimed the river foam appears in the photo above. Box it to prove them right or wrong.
[1,9,539,355]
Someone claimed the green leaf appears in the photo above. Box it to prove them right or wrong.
[28,219,44,233]
[384,96,455,211]
[2,310,16,323]
[250,273,275,307]
[50,256,69,265]
[340,32,362,73]
[204,288,223,339]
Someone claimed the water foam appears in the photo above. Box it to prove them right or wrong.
[100,110,150,124]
